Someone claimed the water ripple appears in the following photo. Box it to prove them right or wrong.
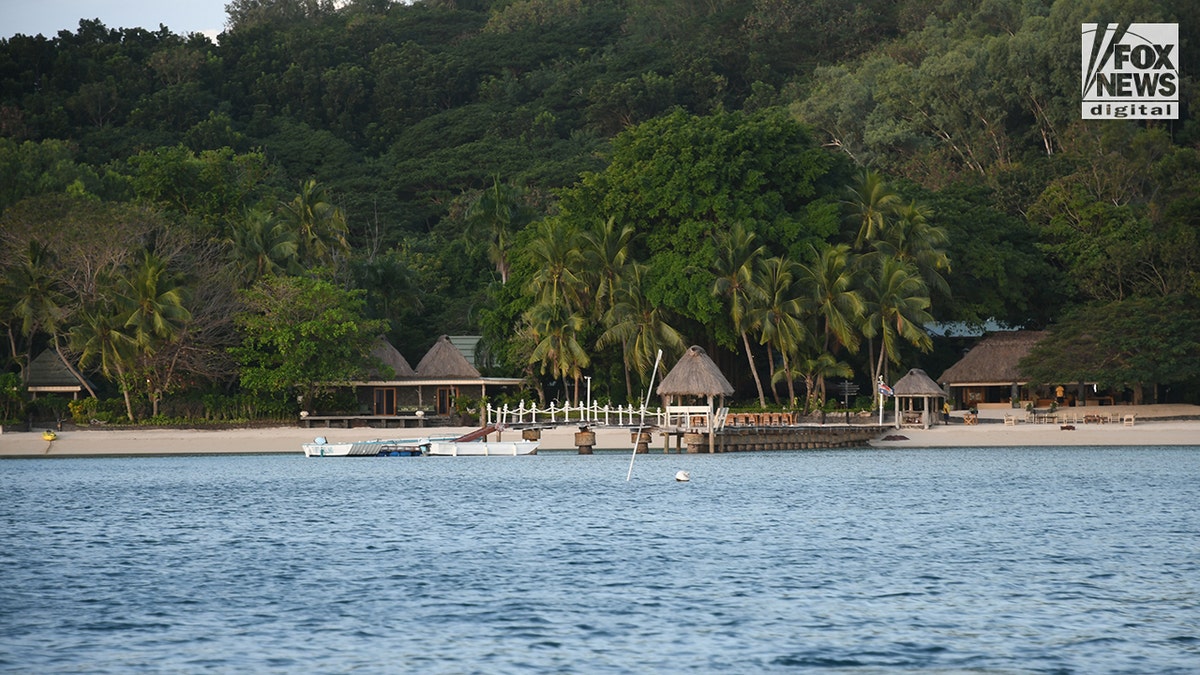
[1,447,1198,673]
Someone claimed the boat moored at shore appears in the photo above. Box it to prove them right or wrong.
[302,437,427,457]
[301,426,540,457]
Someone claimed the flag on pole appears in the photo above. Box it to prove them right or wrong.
[878,382,894,397]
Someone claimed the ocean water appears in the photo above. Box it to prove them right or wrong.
[1,447,1198,674]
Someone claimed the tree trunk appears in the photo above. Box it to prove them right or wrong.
[867,336,878,392]
[53,337,97,399]
[783,352,796,408]
[766,344,780,406]
[622,338,633,403]
[741,331,766,408]
[115,362,135,422]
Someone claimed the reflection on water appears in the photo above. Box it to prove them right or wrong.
[1,447,1198,673]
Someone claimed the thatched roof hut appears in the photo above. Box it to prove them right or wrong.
[891,368,946,429]
[893,368,945,396]
[657,346,734,398]
[416,335,481,379]
[656,346,733,454]
[939,331,1044,385]
[26,350,88,398]
[368,337,415,379]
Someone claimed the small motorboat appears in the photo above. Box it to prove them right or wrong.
[301,425,539,457]
[301,437,427,457]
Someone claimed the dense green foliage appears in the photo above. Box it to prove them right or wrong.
[3,0,1199,419]
[231,275,388,407]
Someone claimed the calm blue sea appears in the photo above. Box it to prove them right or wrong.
[1,447,1198,674]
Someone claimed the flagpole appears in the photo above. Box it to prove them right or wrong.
[878,376,884,426]
[627,349,664,482]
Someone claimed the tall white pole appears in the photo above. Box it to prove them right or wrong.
[627,349,664,482]
[878,376,884,426]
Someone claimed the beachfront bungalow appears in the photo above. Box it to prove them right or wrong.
[306,335,524,428]
[938,331,1098,410]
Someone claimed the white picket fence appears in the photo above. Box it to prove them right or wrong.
[486,401,665,428]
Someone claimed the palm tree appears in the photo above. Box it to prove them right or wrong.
[750,256,812,407]
[711,222,768,407]
[71,305,137,421]
[525,300,590,404]
[4,240,98,400]
[115,252,193,418]
[580,216,635,322]
[597,262,685,401]
[526,218,584,310]
[464,176,531,285]
[844,168,901,249]
[801,353,859,410]
[781,352,853,414]
[278,178,350,267]
[7,240,65,382]
[798,243,864,353]
[796,243,864,402]
[117,252,192,347]
[226,207,299,284]
[861,255,934,387]
[873,200,951,296]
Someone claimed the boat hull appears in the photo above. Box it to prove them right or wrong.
[426,440,539,456]
[302,438,427,457]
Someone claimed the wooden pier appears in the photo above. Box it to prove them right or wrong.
[658,425,882,453]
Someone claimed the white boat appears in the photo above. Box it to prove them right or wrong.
[302,437,427,457]
[301,425,539,457]
[425,439,539,456]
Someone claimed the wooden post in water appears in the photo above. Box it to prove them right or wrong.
[683,432,706,454]
[630,430,650,454]
[575,428,596,454]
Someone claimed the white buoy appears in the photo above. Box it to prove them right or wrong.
[675,470,690,482]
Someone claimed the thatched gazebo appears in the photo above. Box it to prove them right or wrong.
[892,368,946,429]
[657,346,734,453]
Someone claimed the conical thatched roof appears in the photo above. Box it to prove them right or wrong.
[892,368,945,396]
[939,331,1044,384]
[27,350,82,388]
[657,346,734,397]
[416,335,481,378]
[368,337,415,379]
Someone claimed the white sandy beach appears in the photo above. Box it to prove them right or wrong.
[1,404,1197,457]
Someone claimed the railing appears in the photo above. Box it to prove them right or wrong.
[486,401,664,428]
[486,402,888,429]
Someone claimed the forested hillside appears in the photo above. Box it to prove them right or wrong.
[3,0,1199,421]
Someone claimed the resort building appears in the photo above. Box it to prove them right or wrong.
[938,330,1103,410]
[306,335,524,427]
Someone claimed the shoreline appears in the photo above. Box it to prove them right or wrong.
[3,405,1199,458]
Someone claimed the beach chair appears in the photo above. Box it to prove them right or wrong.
[1123,414,1136,427]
